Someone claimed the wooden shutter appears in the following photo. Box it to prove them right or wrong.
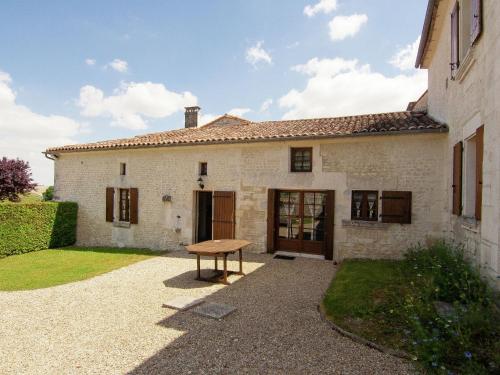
[266,189,277,253]
[475,126,484,220]
[451,3,460,75]
[130,188,139,224]
[381,191,412,224]
[324,190,335,261]
[471,0,482,44]
[213,191,235,240]
[453,141,463,216]
[106,187,114,222]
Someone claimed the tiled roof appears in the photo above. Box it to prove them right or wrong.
[46,111,447,153]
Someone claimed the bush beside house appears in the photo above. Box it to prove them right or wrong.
[0,202,78,257]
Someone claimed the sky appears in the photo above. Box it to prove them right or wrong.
[0,0,429,185]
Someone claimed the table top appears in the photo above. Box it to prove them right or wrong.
[186,239,252,255]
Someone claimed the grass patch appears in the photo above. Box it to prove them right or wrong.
[0,247,161,291]
[323,260,408,350]
[0,193,42,204]
[323,243,500,374]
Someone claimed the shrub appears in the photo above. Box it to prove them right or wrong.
[42,186,54,201]
[0,202,78,257]
[403,242,499,374]
[0,157,37,202]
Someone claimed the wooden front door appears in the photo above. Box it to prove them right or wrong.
[275,190,332,256]
[213,191,236,240]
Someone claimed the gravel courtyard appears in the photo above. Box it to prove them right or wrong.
[0,251,412,374]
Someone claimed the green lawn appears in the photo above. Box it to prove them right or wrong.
[0,247,161,291]
[322,259,408,350]
[0,193,42,204]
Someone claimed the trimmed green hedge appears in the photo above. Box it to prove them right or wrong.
[0,202,78,257]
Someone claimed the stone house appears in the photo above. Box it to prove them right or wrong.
[415,0,499,287]
[45,0,498,287]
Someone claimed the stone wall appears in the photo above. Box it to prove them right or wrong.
[425,0,500,287]
[54,133,447,261]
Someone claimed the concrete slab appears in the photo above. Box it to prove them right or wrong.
[163,296,204,311]
[192,302,236,319]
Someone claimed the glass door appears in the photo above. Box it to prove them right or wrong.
[277,190,326,255]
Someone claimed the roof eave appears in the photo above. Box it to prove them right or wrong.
[415,0,439,69]
[47,127,449,155]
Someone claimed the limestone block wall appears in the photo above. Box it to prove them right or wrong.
[54,133,447,261]
[426,0,500,286]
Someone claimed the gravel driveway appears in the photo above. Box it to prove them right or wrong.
[0,251,412,374]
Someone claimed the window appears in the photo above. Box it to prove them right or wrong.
[291,148,312,172]
[199,162,208,176]
[120,163,126,176]
[451,0,482,77]
[351,191,378,221]
[119,189,130,222]
[462,125,484,219]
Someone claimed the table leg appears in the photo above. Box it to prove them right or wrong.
[214,256,218,271]
[223,253,228,284]
[196,254,201,280]
[238,248,244,275]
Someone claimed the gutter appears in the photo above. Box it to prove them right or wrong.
[415,0,439,68]
[46,127,449,156]
[42,151,59,161]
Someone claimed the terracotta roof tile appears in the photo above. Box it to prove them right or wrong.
[46,111,447,153]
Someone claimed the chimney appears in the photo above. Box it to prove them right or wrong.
[185,106,200,128]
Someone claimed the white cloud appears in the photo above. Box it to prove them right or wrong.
[228,108,251,117]
[245,41,272,67]
[85,58,96,66]
[107,58,128,73]
[77,81,197,130]
[260,98,273,112]
[279,57,427,119]
[0,69,81,185]
[390,36,421,71]
[199,112,218,126]
[328,14,368,41]
[304,0,337,17]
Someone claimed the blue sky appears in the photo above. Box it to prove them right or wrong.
[0,0,428,184]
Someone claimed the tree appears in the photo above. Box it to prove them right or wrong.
[42,186,54,201]
[0,157,37,202]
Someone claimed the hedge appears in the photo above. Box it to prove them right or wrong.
[0,202,78,257]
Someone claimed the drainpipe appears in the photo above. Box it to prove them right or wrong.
[42,152,58,161]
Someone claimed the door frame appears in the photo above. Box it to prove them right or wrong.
[194,190,213,243]
[268,189,334,260]
[193,190,236,243]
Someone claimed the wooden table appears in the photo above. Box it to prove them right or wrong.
[186,239,251,285]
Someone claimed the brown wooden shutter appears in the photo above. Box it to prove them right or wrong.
[213,191,235,240]
[475,126,484,220]
[381,191,412,224]
[266,189,277,253]
[130,188,139,224]
[471,0,482,44]
[106,187,114,222]
[453,141,463,216]
[324,190,335,261]
[451,3,460,75]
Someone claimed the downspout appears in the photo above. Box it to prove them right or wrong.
[42,152,58,161]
